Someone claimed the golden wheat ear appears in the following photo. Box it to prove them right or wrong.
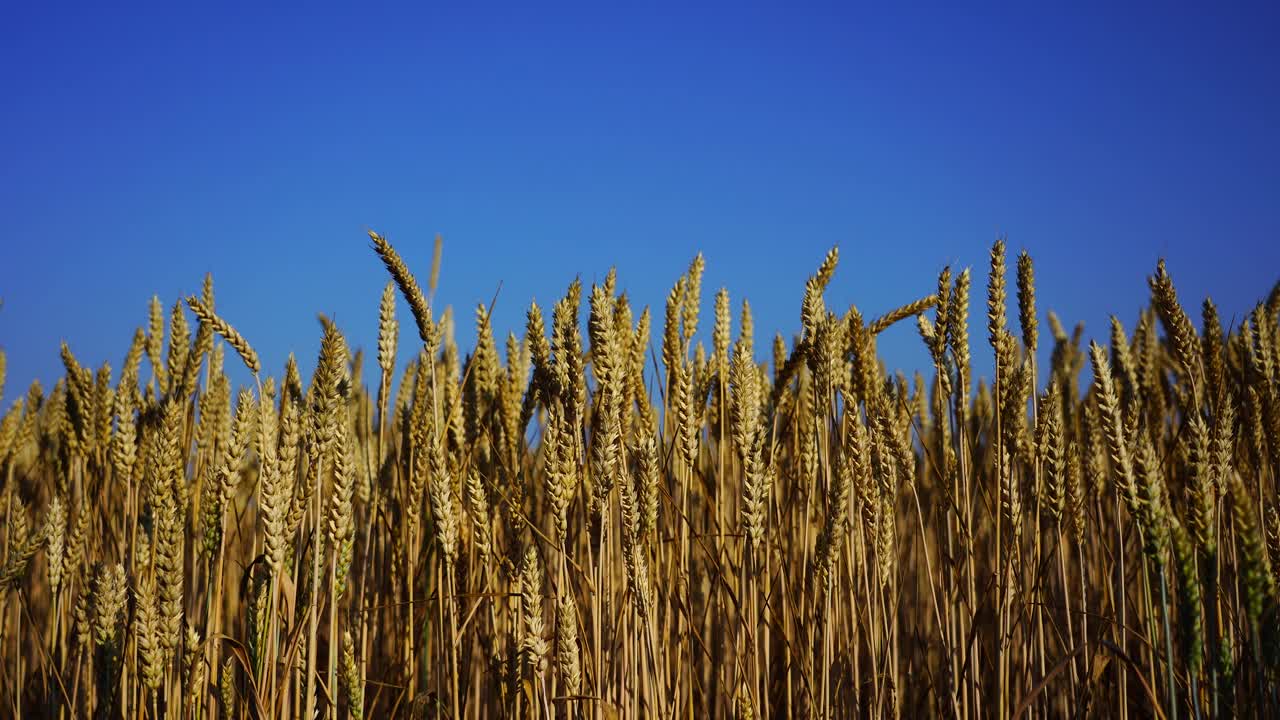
[185,295,260,376]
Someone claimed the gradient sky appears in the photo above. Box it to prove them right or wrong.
[2,2,1278,398]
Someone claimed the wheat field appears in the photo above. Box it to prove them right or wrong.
[1,233,1278,719]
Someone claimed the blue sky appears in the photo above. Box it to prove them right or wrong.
[2,2,1278,397]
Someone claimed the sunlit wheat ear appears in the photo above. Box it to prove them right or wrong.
[329,424,357,597]
[89,363,114,456]
[210,389,254,530]
[1016,249,1038,355]
[544,403,573,548]
[406,411,430,542]
[712,287,731,377]
[59,342,92,453]
[11,383,38,459]
[218,658,237,716]
[525,300,552,386]
[181,274,215,392]
[923,267,952,369]
[63,500,90,583]
[147,295,166,392]
[91,562,128,643]
[135,569,164,690]
[741,428,769,550]
[800,256,834,342]
[152,399,187,655]
[868,294,937,336]
[427,433,459,564]
[472,302,500,401]
[519,546,549,676]
[947,268,973,408]
[44,494,66,594]
[1211,397,1236,500]
[378,280,399,378]
[1066,444,1086,538]
[588,411,621,554]
[186,295,260,375]
[618,449,651,613]
[662,276,686,376]
[729,342,761,461]
[183,622,205,710]
[630,432,659,545]
[681,252,705,345]
[1149,258,1202,387]
[555,588,582,696]
[164,299,190,397]
[986,237,1008,351]
[72,581,92,649]
[1184,415,1217,556]
[815,398,857,584]
[0,401,20,464]
[588,282,626,424]
[999,446,1022,543]
[1038,382,1065,522]
[670,359,698,471]
[875,490,896,590]
[464,468,492,561]
[0,498,39,588]
[257,379,288,575]
[1108,316,1141,410]
[112,335,142,471]
[1089,341,1140,519]
[1248,303,1277,387]
[369,229,438,349]
[1203,298,1227,403]
[342,630,365,720]
[737,685,757,720]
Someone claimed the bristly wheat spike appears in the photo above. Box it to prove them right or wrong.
[369,230,438,349]
[186,295,260,375]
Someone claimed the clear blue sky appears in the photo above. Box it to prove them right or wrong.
[2,2,1278,397]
